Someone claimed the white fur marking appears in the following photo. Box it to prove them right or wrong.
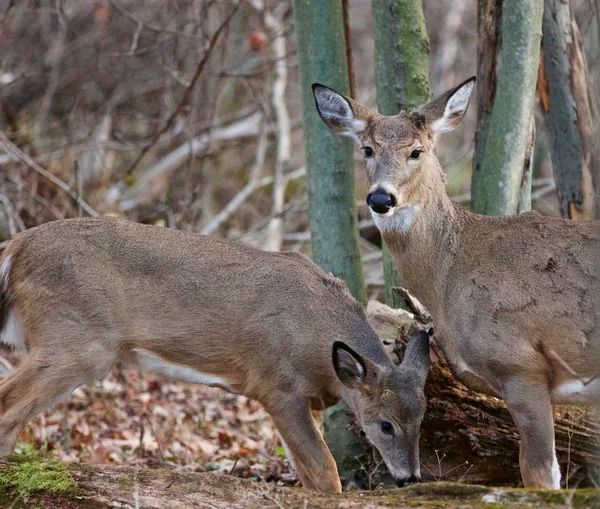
[371,205,420,232]
[314,87,365,137]
[482,494,498,503]
[0,310,25,350]
[551,450,561,489]
[431,80,474,134]
[551,379,600,405]
[0,256,25,351]
[277,432,297,471]
[454,355,476,376]
[134,349,234,392]
[0,255,11,288]
[355,361,365,378]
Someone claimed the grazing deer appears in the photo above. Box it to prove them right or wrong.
[313,78,600,489]
[0,217,430,492]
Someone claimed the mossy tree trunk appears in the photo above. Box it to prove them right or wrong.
[292,0,367,484]
[471,0,543,215]
[538,0,600,220]
[292,0,367,305]
[372,0,431,309]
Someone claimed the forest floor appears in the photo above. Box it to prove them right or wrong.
[0,300,598,505]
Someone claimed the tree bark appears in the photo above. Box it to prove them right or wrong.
[539,0,600,220]
[371,0,431,309]
[471,0,542,215]
[292,0,367,304]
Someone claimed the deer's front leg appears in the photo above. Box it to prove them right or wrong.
[267,395,341,493]
[503,378,560,489]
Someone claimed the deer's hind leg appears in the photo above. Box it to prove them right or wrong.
[0,331,117,456]
[502,376,560,489]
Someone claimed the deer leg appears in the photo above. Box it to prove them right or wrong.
[311,409,324,429]
[502,378,560,489]
[0,342,115,456]
[266,395,341,493]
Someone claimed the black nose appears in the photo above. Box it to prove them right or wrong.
[366,190,396,214]
[396,475,420,488]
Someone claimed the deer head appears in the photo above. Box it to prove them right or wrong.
[312,78,475,232]
[332,331,430,484]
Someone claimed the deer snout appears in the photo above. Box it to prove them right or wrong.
[396,474,421,488]
[366,190,397,215]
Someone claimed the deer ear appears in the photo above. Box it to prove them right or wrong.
[416,77,475,135]
[332,341,369,390]
[401,330,430,385]
[312,84,372,139]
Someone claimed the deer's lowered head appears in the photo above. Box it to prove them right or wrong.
[333,331,430,485]
[312,78,475,233]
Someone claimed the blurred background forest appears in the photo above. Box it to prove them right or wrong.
[0,0,598,492]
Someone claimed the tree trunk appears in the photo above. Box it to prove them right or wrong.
[371,0,431,309]
[2,458,599,509]
[538,0,600,220]
[292,0,367,483]
[471,0,542,216]
[292,0,367,305]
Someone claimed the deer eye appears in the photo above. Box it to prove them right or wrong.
[362,146,374,158]
[409,149,424,159]
[380,421,394,435]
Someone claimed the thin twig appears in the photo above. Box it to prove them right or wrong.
[201,117,269,235]
[548,349,600,386]
[342,0,355,98]
[0,193,24,234]
[144,414,165,466]
[0,132,98,216]
[458,463,473,483]
[110,0,204,40]
[263,2,291,252]
[393,286,432,324]
[566,429,573,489]
[118,113,266,211]
[121,4,240,178]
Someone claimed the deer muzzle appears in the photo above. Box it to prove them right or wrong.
[366,189,397,216]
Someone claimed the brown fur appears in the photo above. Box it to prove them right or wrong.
[313,78,600,489]
[0,217,429,492]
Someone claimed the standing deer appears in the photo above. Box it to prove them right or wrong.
[313,78,600,489]
[0,217,430,492]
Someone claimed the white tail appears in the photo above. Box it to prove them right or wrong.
[0,217,430,492]
[314,78,600,489]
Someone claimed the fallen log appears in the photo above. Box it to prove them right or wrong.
[0,456,598,508]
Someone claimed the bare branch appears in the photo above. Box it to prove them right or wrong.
[392,287,433,325]
[263,3,291,252]
[117,113,266,211]
[109,0,204,40]
[120,3,240,178]
[548,349,600,387]
[0,132,98,217]
[200,118,269,235]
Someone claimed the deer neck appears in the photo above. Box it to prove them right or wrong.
[380,169,460,316]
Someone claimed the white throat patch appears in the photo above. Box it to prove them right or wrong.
[371,205,420,232]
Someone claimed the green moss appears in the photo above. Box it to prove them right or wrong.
[118,475,133,486]
[0,457,82,496]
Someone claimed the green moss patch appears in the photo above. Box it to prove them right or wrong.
[0,456,82,496]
